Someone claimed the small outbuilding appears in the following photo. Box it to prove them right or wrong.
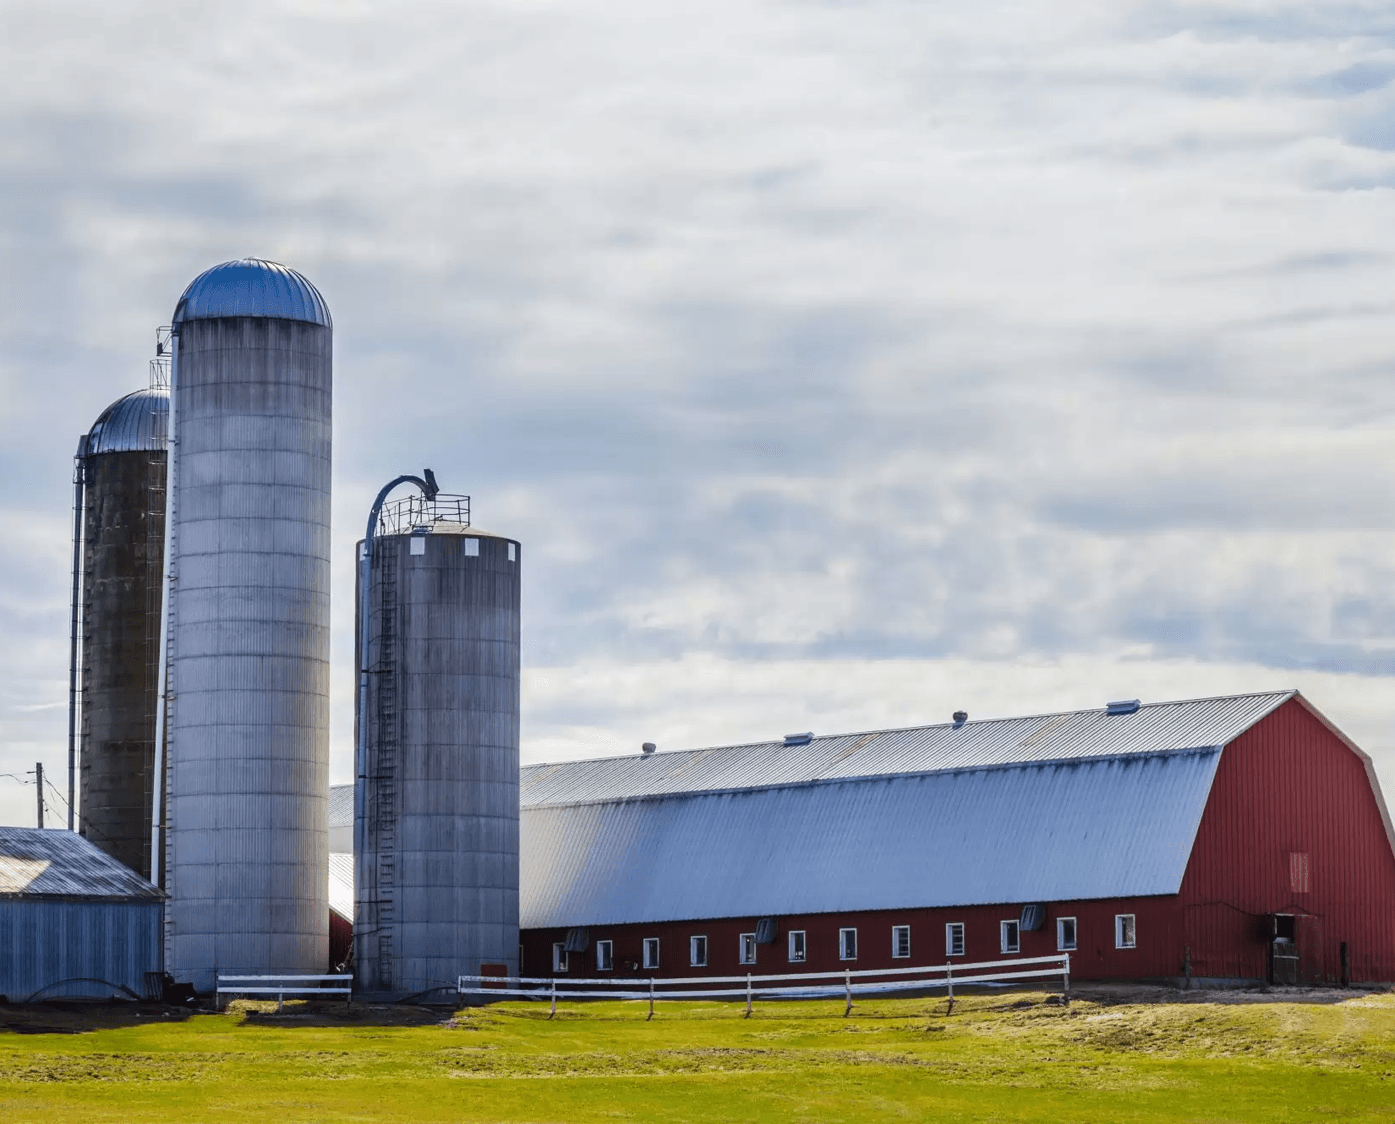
[0,826,164,1001]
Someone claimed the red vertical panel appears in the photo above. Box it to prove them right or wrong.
[1181,699,1395,983]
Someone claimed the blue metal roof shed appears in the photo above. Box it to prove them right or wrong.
[0,827,164,1001]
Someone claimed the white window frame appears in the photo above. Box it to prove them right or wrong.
[1115,914,1136,950]
[945,922,965,957]
[1000,919,1020,955]
[892,925,911,959]
[642,937,660,970]
[788,930,807,963]
[839,927,858,961]
[596,939,614,971]
[552,943,569,972]
[1056,917,1077,952]
[739,933,757,965]
[690,935,708,967]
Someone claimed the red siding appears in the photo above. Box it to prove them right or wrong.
[1180,698,1395,983]
[524,895,1184,983]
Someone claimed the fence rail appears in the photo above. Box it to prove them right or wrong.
[216,973,353,1011]
[459,953,1070,1018]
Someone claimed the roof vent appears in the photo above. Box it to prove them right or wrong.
[952,711,968,727]
[783,732,813,747]
[1106,699,1141,716]
[641,742,656,755]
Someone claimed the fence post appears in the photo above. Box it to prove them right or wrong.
[648,978,655,1022]
[550,978,557,1020]
[744,974,753,1018]
[277,986,284,1014]
[946,965,954,1015]
[844,970,852,1018]
[1062,955,1070,1007]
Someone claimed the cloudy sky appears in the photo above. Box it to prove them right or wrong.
[2,0,1393,826]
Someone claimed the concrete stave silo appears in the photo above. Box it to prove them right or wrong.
[355,495,521,996]
[162,258,332,990]
[72,386,168,879]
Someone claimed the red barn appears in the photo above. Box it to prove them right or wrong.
[519,692,1395,986]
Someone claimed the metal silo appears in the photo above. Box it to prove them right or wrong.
[160,258,332,991]
[354,489,521,997]
[70,383,168,879]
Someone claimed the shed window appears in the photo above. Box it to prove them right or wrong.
[1000,920,1020,955]
[552,943,569,972]
[739,933,757,965]
[596,940,614,971]
[892,925,911,959]
[839,928,858,961]
[690,935,708,967]
[788,930,807,963]
[643,938,660,970]
[1289,852,1310,894]
[1056,917,1077,952]
[1115,914,1136,950]
[945,922,965,957]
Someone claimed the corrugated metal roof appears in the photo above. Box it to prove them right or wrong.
[329,784,353,830]
[520,748,1222,929]
[521,691,1293,808]
[0,828,163,901]
[328,852,353,921]
[85,387,168,455]
[172,258,332,327]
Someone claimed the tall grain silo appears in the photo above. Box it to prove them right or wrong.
[72,385,168,879]
[355,493,521,996]
[161,258,332,991]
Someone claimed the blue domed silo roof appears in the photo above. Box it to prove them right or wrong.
[172,258,332,328]
[85,387,169,455]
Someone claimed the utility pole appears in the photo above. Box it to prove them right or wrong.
[35,762,44,829]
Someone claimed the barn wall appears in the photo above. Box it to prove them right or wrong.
[1181,699,1395,983]
[523,895,1185,983]
[0,898,163,1001]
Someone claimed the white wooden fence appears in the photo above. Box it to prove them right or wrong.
[459,953,1070,1018]
[215,973,353,1011]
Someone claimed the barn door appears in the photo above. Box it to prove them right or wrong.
[1295,914,1326,985]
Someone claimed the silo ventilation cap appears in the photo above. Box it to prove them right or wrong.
[641,742,656,755]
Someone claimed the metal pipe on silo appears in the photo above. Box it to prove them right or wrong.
[354,492,520,997]
[162,258,333,992]
[67,436,87,831]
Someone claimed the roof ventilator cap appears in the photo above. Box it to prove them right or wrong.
[641,742,656,755]
[1106,699,1141,716]
[952,711,968,727]
[783,732,813,747]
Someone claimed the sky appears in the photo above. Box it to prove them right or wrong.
[1,0,1393,827]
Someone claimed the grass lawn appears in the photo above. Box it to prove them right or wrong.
[3,988,1394,1122]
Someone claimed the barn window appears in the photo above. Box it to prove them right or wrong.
[690,935,708,967]
[552,943,569,972]
[892,925,911,959]
[945,922,965,957]
[596,940,614,971]
[1115,914,1136,949]
[840,928,858,961]
[739,933,758,965]
[1056,917,1077,952]
[643,938,660,970]
[1289,852,1310,893]
[788,930,807,963]
[507,542,516,561]
[1000,920,1020,954]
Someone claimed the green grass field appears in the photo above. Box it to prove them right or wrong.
[3,989,1394,1122]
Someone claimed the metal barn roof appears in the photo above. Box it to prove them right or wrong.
[173,258,332,327]
[520,748,1223,929]
[0,828,163,901]
[521,691,1293,807]
[328,852,354,922]
[329,784,353,830]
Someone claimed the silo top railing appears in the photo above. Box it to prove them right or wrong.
[376,493,471,537]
